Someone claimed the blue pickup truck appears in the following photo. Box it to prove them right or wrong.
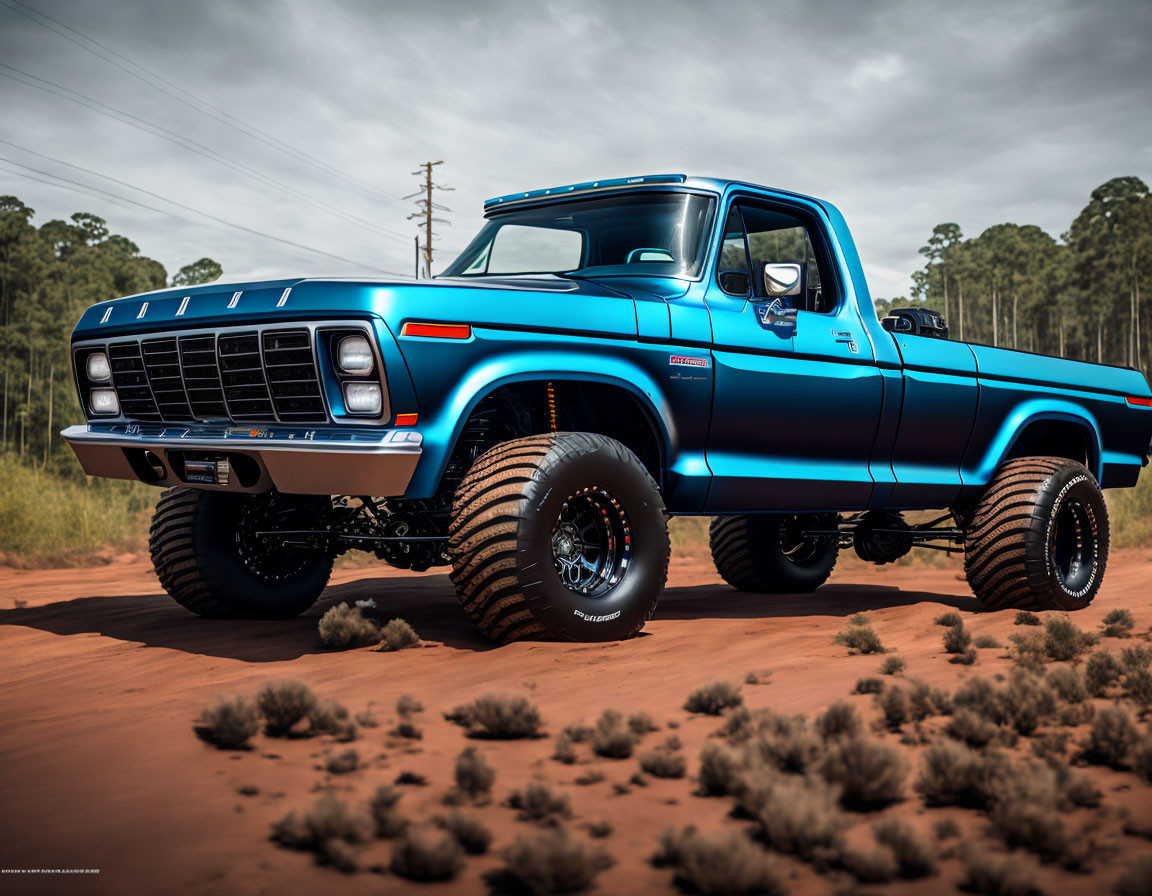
[63,174,1152,643]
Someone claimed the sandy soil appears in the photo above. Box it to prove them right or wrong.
[2,549,1151,895]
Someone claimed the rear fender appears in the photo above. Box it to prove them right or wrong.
[965,400,1103,487]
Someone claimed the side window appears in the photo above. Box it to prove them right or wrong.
[738,205,833,313]
[716,207,750,296]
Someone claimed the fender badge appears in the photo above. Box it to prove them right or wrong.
[669,354,710,368]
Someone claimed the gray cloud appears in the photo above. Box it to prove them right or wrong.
[1,0,1149,297]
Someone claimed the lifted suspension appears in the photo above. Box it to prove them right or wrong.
[804,510,965,564]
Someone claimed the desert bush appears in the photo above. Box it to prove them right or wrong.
[1045,665,1089,703]
[944,622,973,655]
[975,635,1002,649]
[317,602,380,649]
[877,685,909,729]
[697,742,746,797]
[685,681,744,715]
[745,670,772,685]
[840,845,897,883]
[454,746,495,798]
[934,818,961,840]
[628,711,658,735]
[563,723,594,743]
[553,732,577,764]
[1083,705,1137,768]
[1134,732,1152,784]
[653,825,785,895]
[951,647,978,666]
[959,846,1037,896]
[390,828,464,882]
[915,740,1007,809]
[935,611,964,627]
[592,709,637,758]
[1086,650,1125,696]
[499,827,614,895]
[1122,644,1152,672]
[1044,615,1096,661]
[272,793,375,854]
[575,770,605,786]
[1115,854,1152,896]
[854,677,885,694]
[639,747,686,779]
[258,680,317,737]
[745,711,822,774]
[834,619,885,654]
[989,798,1069,862]
[585,820,612,838]
[326,748,359,774]
[945,709,999,749]
[1125,668,1152,710]
[1014,610,1041,626]
[307,697,352,737]
[747,774,849,862]
[952,672,1056,737]
[509,779,572,822]
[369,785,408,838]
[396,694,423,716]
[880,656,906,675]
[396,770,427,786]
[445,694,543,739]
[390,720,422,740]
[815,702,861,742]
[379,618,421,651]
[194,694,260,750]
[436,811,491,854]
[818,736,906,810]
[873,818,937,878]
[1102,608,1136,638]
[1010,631,1048,670]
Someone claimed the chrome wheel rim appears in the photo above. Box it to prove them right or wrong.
[551,487,631,597]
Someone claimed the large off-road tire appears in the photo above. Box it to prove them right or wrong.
[964,457,1109,611]
[448,433,669,643]
[709,513,839,593]
[149,488,333,618]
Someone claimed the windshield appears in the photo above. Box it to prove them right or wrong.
[442,192,716,279]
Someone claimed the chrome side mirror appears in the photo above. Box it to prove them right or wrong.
[762,262,803,297]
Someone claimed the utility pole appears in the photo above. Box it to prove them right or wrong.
[405,161,453,277]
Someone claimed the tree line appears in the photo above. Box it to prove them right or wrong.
[877,176,1151,371]
[0,196,220,472]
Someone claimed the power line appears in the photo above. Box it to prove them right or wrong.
[0,0,410,211]
[0,65,412,244]
[0,156,407,275]
[405,161,454,277]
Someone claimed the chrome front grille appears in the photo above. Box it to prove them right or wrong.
[102,326,328,425]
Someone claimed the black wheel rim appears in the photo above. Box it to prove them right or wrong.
[551,488,631,597]
[779,514,825,566]
[235,495,323,583]
[1051,498,1095,593]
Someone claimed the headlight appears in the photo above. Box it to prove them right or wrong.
[343,382,382,415]
[86,352,111,383]
[336,335,374,375]
[90,388,119,416]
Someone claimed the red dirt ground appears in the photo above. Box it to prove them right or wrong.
[2,549,1151,894]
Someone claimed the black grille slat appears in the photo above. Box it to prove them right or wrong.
[107,341,161,420]
[262,329,326,423]
[217,332,276,421]
[140,338,193,420]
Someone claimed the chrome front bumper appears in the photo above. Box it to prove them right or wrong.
[61,423,422,496]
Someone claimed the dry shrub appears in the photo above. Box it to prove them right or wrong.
[498,827,613,895]
[307,698,352,737]
[685,681,744,715]
[369,784,408,838]
[1135,732,1152,784]
[1126,668,1152,710]
[854,677,885,695]
[989,777,1070,863]
[874,818,936,878]
[745,774,849,862]
[951,648,978,666]
[586,820,613,838]
[880,655,906,675]
[945,709,999,749]
[380,618,421,651]
[326,748,359,774]
[915,740,1007,809]
[877,685,909,730]
[697,742,745,797]
[436,811,491,854]
[628,711,659,735]
[944,622,973,655]
[592,709,637,759]
[1045,665,1088,703]
[935,611,964,627]
[195,695,260,750]
[653,825,785,895]
[639,747,686,779]
[563,723,595,743]
[833,619,885,654]
[1044,614,1096,661]
[841,844,897,883]
[258,680,317,737]
[934,817,960,840]
[390,720,422,740]
[1010,631,1048,670]
[1115,855,1152,896]
[742,710,822,774]
[1083,705,1137,768]
[575,770,605,786]
[1102,608,1135,638]
[975,635,1002,649]
[745,670,772,685]
[396,694,424,716]
[904,676,950,719]
[553,732,577,764]
[959,846,1037,896]
[445,694,543,739]
[317,602,380,649]
[818,736,906,810]
[816,702,861,742]
[1086,650,1125,696]
[1014,610,1041,626]
[271,793,375,860]
[952,672,1056,736]
[1122,644,1152,672]
[454,746,496,797]
[390,828,464,882]
[508,779,572,822]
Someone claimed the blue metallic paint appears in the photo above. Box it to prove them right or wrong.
[71,175,1152,511]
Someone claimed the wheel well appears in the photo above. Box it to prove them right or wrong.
[437,380,665,497]
[1005,419,1093,471]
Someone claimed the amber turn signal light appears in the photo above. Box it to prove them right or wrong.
[400,322,472,339]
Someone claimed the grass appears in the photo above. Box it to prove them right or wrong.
[497,827,614,895]
[317,603,380,649]
[818,736,907,810]
[653,825,785,896]
[435,811,491,855]
[445,694,544,739]
[0,456,154,567]
[508,779,572,822]
[684,682,744,715]
[194,695,260,750]
[257,680,316,737]
[389,828,464,882]
[454,746,495,798]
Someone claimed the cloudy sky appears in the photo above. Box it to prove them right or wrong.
[1,0,1149,298]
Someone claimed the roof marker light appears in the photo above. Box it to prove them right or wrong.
[400,322,472,339]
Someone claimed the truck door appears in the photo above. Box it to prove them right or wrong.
[703,200,884,512]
